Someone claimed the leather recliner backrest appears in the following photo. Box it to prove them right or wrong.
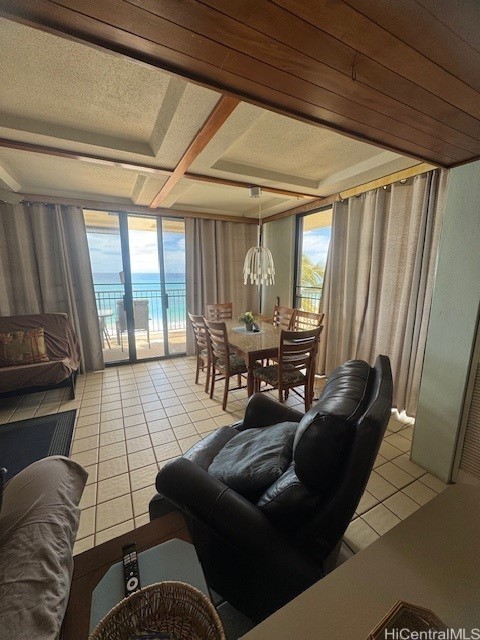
[294,355,393,561]
[257,359,375,534]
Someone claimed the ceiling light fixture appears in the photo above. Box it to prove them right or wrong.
[243,186,275,286]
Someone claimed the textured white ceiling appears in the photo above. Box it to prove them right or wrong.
[0,17,420,217]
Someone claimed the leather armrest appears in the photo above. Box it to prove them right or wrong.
[155,458,321,584]
[236,393,304,431]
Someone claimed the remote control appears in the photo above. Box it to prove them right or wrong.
[122,543,141,597]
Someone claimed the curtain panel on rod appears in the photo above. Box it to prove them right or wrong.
[185,218,257,355]
[318,169,448,416]
[0,201,103,372]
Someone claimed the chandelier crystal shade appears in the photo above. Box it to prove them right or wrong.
[243,187,275,286]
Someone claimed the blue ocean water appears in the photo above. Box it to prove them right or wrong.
[93,272,186,331]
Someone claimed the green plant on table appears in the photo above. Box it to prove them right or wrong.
[239,311,256,325]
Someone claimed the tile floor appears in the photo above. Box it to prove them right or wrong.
[0,356,450,558]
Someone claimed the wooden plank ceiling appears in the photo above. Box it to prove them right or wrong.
[1,0,479,168]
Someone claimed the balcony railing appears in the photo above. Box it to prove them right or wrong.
[94,283,187,336]
[294,285,323,313]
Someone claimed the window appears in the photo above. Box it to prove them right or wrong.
[294,208,332,312]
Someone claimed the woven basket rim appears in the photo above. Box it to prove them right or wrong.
[88,580,226,640]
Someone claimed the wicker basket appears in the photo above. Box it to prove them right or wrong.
[88,581,226,640]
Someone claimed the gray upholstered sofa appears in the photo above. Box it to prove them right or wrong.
[0,456,87,638]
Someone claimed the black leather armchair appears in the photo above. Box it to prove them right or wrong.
[150,356,393,622]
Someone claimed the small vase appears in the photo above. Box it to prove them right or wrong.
[245,322,254,332]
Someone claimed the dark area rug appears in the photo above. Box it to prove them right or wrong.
[0,410,76,481]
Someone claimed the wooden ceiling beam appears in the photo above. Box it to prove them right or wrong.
[149,95,240,208]
[0,137,316,200]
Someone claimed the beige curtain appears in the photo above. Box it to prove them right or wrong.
[185,218,257,354]
[0,202,104,371]
[318,169,448,415]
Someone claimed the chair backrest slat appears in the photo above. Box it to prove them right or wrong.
[272,305,295,330]
[206,303,233,321]
[291,309,324,332]
[188,312,209,354]
[204,320,229,365]
[279,327,322,374]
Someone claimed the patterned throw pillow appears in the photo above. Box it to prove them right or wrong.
[0,327,50,367]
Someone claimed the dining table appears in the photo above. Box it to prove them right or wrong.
[224,318,281,396]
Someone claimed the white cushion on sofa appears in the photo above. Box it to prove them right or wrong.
[0,456,87,638]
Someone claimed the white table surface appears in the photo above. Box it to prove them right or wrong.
[241,485,480,639]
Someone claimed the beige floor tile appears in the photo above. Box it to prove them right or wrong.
[135,514,150,528]
[98,455,129,482]
[123,414,146,428]
[147,418,172,433]
[343,518,380,553]
[373,453,387,468]
[77,506,96,540]
[99,441,127,462]
[130,464,159,492]
[121,397,142,409]
[71,448,98,468]
[378,441,404,460]
[356,490,379,515]
[97,473,131,504]
[95,520,134,546]
[181,401,204,412]
[375,461,415,489]
[383,433,411,453]
[178,435,201,453]
[124,423,149,439]
[150,429,176,446]
[419,473,449,493]
[122,405,144,417]
[99,429,125,446]
[154,441,182,463]
[161,396,180,408]
[79,483,97,509]
[142,400,163,412]
[165,406,187,418]
[206,405,226,418]
[403,480,437,506]
[172,423,198,439]
[81,397,102,408]
[83,464,98,485]
[100,417,124,433]
[71,434,99,454]
[362,503,401,535]
[74,423,100,440]
[100,408,123,422]
[132,485,155,518]
[391,453,427,479]
[167,413,192,428]
[126,435,152,454]
[214,414,234,427]
[365,471,397,501]
[195,419,217,434]
[76,414,100,429]
[128,448,156,470]
[384,492,421,520]
[96,494,133,532]
[73,535,94,556]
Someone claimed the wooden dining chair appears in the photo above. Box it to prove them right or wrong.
[291,309,324,331]
[204,320,247,411]
[188,312,211,393]
[253,326,323,411]
[205,302,233,321]
[272,305,295,330]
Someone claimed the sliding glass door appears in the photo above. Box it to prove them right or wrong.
[84,210,186,364]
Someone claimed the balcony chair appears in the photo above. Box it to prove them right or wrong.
[253,326,322,411]
[150,355,393,622]
[188,312,211,393]
[291,308,324,331]
[205,302,233,321]
[116,299,151,351]
[204,319,247,411]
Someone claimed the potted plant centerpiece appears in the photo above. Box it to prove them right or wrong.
[239,311,256,332]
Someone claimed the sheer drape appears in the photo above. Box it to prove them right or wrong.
[318,170,448,415]
[185,218,257,354]
[0,202,103,371]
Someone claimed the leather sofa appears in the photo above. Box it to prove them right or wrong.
[150,356,393,622]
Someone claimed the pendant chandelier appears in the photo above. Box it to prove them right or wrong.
[243,187,275,286]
